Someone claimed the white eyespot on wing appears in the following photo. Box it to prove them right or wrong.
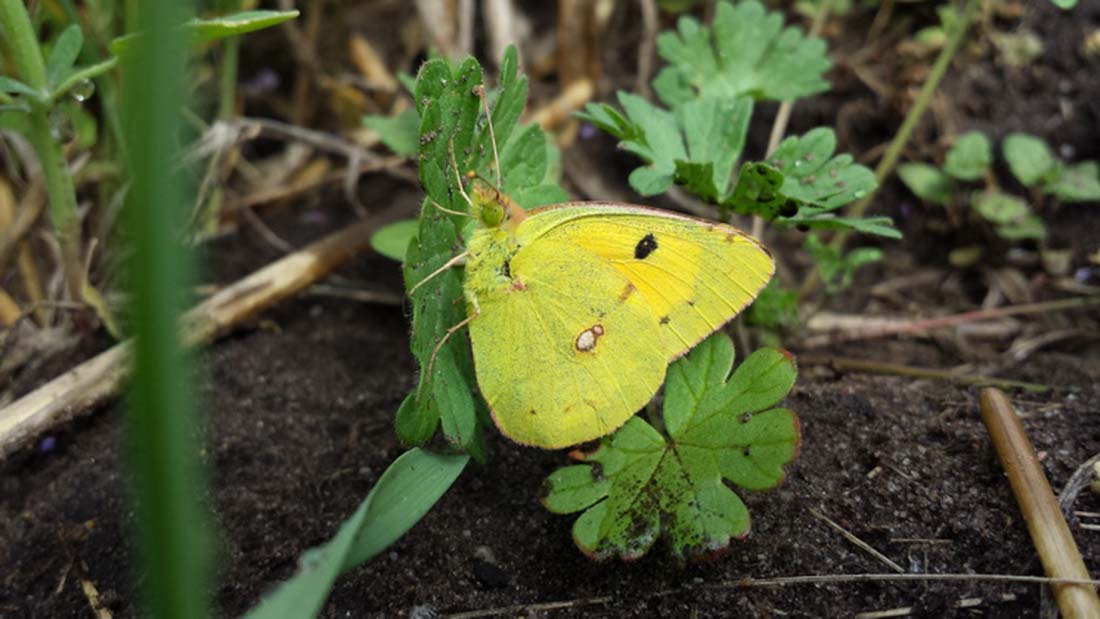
[575,324,605,352]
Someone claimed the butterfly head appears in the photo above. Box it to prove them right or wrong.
[467,172,526,230]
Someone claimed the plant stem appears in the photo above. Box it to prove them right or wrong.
[799,0,980,299]
[753,0,833,239]
[0,0,85,301]
[218,37,240,119]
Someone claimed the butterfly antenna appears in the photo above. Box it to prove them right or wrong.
[408,250,469,298]
[429,199,473,218]
[474,85,503,189]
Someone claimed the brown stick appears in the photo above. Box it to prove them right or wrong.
[979,388,1100,619]
[0,214,396,460]
[806,296,1100,346]
[801,355,1049,393]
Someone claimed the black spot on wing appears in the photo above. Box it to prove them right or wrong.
[634,233,658,260]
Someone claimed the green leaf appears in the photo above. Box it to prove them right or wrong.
[1003,133,1057,187]
[363,108,420,156]
[543,334,799,562]
[46,25,84,88]
[972,191,1029,225]
[110,10,300,55]
[1050,161,1100,202]
[653,0,830,107]
[55,101,98,149]
[0,107,31,133]
[245,448,468,619]
[582,93,751,198]
[943,131,991,181]
[762,128,877,210]
[726,128,891,236]
[0,77,46,102]
[783,214,902,239]
[370,219,418,261]
[804,234,883,293]
[996,215,1047,241]
[745,279,799,331]
[1049,0,1078,8]
[897,162,952,205]
[186,10,302,43]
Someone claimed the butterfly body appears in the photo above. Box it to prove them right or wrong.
[462,201,774,449]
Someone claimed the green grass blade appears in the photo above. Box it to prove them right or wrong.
[245,448,468,619]
[120,2,211,618]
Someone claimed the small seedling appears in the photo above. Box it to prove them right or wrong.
[898,130,1099,248]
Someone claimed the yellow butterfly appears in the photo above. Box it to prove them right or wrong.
[447,179,774,449]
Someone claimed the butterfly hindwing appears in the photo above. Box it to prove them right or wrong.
[467,237,667,448]
[516,203,775,360]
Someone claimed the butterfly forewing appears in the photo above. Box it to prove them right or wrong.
[517,203,775,360]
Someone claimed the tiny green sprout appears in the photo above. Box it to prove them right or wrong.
[542,333,799,562]
[804,235,883,293]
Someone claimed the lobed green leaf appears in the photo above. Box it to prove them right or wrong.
[543,334,799,562]
[653,0,830,107]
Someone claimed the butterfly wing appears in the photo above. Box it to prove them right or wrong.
[467,235,666,449]
[516,203,774,360]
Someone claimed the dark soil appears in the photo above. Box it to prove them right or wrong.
[3,2,1100,618]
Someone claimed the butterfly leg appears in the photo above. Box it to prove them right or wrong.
[424,294,480,380]
[408,250,469,297]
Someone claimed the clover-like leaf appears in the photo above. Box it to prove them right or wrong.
[1003,133,1057,187]
[542,333,799,562]
[943,131,992,181]
[652,0,830,107]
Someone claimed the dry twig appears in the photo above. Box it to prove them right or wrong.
[0,213,400,460]
[979,388,1100,619]
[808,507,905,573]
[801,355,1049,393]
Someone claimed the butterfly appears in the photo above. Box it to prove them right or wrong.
[442,181,774,450]
[416,92,774,450]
